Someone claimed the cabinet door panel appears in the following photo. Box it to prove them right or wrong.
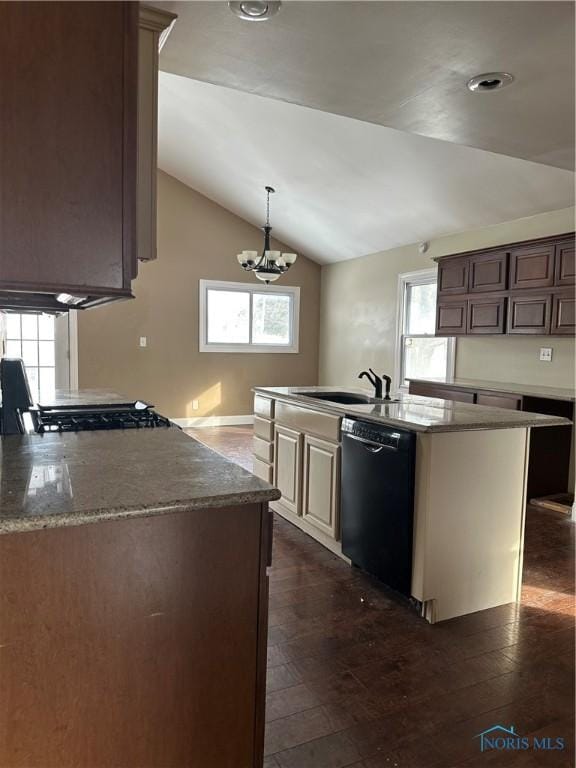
[554,242,575,286]
[438,259,468,295]
[551,291,575,336]
[274,426,302,516]
[0,2,137,292]
[302,437,340,539]
[509,245,555,290]
[469,252,508,293]
[467,297,506,334]
[507,294,551,334]
[436,299,467,335]
[476,393,522,410]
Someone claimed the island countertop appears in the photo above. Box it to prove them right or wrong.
[253,386,571,433]
[0,428,280,534]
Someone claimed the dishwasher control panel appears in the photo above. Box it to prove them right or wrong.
[342,418,402,450]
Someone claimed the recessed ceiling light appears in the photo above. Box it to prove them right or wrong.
[228,1,281,21]
[466,72,514,92]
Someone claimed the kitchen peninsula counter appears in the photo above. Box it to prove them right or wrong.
[0,426,280,534]
[0,424,278,766]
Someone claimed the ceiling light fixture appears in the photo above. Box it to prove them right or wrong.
[228,1,281,22]
[237,186,297,284]
[467,72,514,92]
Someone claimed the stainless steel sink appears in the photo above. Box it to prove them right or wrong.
[301,391,400,406]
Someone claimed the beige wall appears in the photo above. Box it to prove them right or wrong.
[78,171,321,418]
[320,207,575,390]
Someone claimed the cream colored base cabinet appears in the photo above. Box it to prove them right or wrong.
[302,436,340,539]
[274,425,303,516]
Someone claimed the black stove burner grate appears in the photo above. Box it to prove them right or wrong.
[36,408,173,433]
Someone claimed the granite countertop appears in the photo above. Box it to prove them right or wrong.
[0,428,280,535]
[254,386,571,433]
[37,388,147,408]
[407,377,576,402]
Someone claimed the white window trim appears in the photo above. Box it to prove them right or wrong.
[199,279,300,354]
[394,268,455,392]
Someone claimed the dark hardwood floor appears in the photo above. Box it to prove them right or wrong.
[187,426,575,767]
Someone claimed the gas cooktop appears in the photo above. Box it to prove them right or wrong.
[35,403,173,433]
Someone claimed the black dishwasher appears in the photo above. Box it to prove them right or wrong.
[341,418,416,597]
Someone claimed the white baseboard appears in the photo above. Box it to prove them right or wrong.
[171,415,254,428]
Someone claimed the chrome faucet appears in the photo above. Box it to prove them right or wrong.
[358,369,393,400]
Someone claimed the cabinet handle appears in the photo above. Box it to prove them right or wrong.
[345,433,385,453]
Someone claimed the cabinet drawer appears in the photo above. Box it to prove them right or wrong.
[551,290,575,335]
[510,244,555,290]
[254,395,274,419]
[253,436,273,463]
[467,296,506,334]
[468,251,508,293]
[437,258,468,295]
[252,456,273,484]
[554,242,575,286]
[275,401,342,442]
[476,393,522,410]
[254,416,273,441]
[507,294,551,334]
[436,299,467,335]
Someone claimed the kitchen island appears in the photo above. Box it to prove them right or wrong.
[252,386,569,624]
[0,426,280,767]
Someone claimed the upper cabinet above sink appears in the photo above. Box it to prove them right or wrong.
[0,2,176,313]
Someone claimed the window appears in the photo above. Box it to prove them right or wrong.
[3,313,56,401]
[199,280,300,353]
[395,269,454,390]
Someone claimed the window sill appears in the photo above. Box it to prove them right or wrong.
[199,344,299,354]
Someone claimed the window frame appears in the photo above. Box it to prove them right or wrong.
[2,312,58,401]
[199,279,300,354]
[394,268,455,392]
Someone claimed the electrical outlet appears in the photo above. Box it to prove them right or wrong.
[139,336,147,348]
[539,347,553,362]
[192,399,199,410]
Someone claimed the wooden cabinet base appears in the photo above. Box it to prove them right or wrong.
[0,505,270,768]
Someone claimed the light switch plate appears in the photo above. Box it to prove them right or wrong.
[192,399,199,410]
[139,336,147,348]
[539,347,553,362]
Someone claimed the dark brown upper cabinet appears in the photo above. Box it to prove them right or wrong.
[434,233,574,336]
[468,251,508,293]
[551,290,575,335]
[509,243,555,290]
[437,258,468,295]
[467,296,506,335]
[554,242,575,287]
[436,299,468,335]
[507,294,552,335]
[0,2,138,311]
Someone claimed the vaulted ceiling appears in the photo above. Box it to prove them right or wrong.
[155,1,575,264]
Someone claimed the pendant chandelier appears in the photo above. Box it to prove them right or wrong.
[236,186,297,283]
